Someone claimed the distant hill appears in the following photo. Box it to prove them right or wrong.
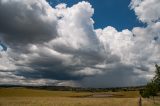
[0,85,146,92]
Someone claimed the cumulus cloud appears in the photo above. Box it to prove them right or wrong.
[0,1,106,84]
[130,0,160,24]
[0,0,160,87]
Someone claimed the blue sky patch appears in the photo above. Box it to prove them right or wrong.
[48,0,145,31]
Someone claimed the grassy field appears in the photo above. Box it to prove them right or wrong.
[0,88,159,106]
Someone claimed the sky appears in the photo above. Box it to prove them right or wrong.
[48,0,145,31]
[0,0,160,88]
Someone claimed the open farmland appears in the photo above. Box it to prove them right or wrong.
[0,88,158,106]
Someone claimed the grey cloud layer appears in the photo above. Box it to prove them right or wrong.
[0,0,160,87]
[0,0,57,45]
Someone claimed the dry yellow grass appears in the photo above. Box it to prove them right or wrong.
[0,88,139,97]
[0,88,157,106]
[0,97,154,106]
[0,88,92,97]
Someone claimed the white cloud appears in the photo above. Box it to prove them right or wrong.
[0,50,17,71]
[130,0,160,24]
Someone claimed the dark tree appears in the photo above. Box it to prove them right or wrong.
[140,64,160,103]
[153,64,160,90]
